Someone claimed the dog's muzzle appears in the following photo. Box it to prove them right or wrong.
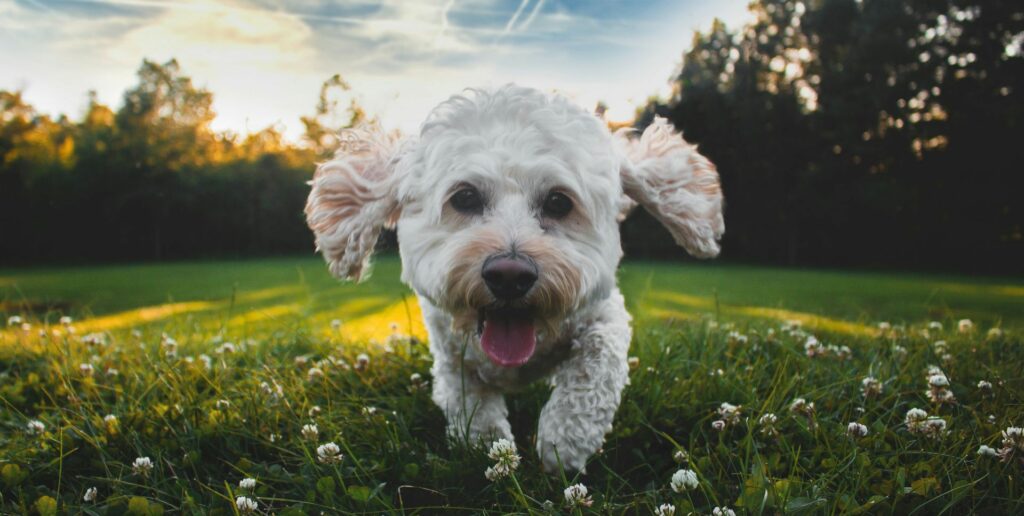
[478,253,538,367]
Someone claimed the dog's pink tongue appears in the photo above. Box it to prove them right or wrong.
[481,315,536,367]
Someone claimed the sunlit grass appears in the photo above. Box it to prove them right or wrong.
[1,257,1022,513]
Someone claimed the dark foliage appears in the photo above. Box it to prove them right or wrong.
[624,0,1023,272]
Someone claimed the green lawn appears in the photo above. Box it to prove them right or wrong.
[2,256,1021,337]
[1,257,1022,514]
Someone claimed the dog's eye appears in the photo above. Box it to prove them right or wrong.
[542,191,573,219]
[450,187,484,214]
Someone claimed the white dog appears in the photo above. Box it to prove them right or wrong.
[306,85,723,473]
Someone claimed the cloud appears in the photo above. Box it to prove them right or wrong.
[98,0,323,134]
[2,0,757,139]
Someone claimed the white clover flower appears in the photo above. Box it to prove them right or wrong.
[199,354,212,370]
[132,456,154,476]
[715,402,741,427]
[922,417,947,438]
[362,406,378,416]
[804,336,822,357]
[103,414,118,425]
[20,322,31,332]
[977,380,993,391]
[484,465,509,481]
[260,381,284,402]
[835,345,852,360]
[330,319,342,330]
[484,438,521,481]
[1000,426,1024,461]
[789,398,815,415]
[987,328,1004,340]
[928,321,943,331]
[670,468,699,493]
[758,413,779,437]
[409,373,428,391]
[26,420,45,435]
[268,433,281,443]
[711,419,726,431]
[712,508,737,516]
[83,487,97,502]
[977,445,997,457]
[905,408,928,431]
[563,483,593,508]
[59,316,73,326]
[627,356,640,370]
[672,449,689,464]
[354,353,370,372]
[105,367,119,377]
[317,442,343,463]
[933,340,948,353]
[655,503,676,516]
[958,319,973,333]
[726,331,748,344]
[861,377,883,397]
[7,315,23,326]
[215,399,231,410]
[79,363,95,376]
[926,365,944,377]
[302,423,319,441]
[239,477,256,490]
[294,355,309,367]
[847,422,869,438]
[488,439,520,465]
[235,496,258,513]
[891,345,908,359]
[308,405,321,418]
[925,371,956,404]
[216,342,236,354]
[307,367,325,381]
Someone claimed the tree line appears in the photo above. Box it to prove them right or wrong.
[1,0,1021,272]
[629,0,1022,272]
[1,61,357,264]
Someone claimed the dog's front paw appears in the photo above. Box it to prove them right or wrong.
[536,416,604,474]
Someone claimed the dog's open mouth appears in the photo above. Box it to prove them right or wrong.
[478,307,536,367]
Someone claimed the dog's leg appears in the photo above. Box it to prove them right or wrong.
[536,295,631,473]
[431,358,513,445]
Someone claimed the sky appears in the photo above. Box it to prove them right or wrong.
[1,0,754,139]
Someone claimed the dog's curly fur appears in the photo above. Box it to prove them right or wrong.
[306,84,724,473]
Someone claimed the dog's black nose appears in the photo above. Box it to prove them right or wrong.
[482,255,538,300]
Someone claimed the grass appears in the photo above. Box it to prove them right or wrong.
[1,257,1022,514]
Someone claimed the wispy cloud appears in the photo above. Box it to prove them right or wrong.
[518,0,545,31]
[502,0,529,34]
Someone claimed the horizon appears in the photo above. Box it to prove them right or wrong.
[2,0,753,140]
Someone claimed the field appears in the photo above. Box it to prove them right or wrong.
[1,257,1022,514]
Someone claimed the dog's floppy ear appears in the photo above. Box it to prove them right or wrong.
[305,125,405,281]
[618,117,725,258]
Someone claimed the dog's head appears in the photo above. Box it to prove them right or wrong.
[306,85,724,367]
